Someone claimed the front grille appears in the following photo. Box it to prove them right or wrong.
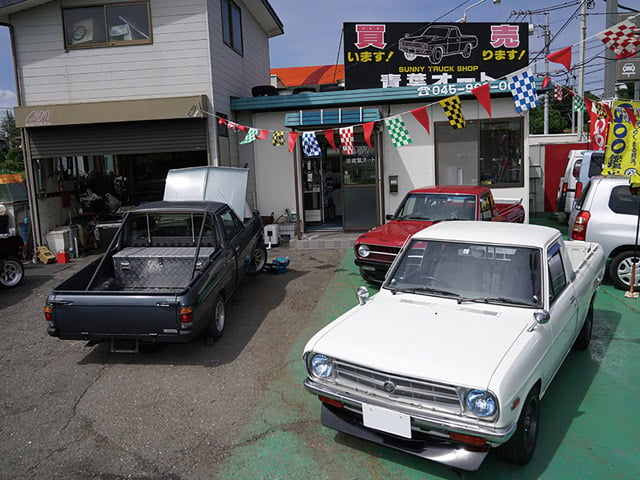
[334,360,462,414]
[358,244,400,264]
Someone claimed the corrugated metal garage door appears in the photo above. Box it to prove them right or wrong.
[28,119,207,158]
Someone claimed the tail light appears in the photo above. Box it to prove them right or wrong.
[571,211,591,241]
[575,181,583,199]
[44,305,53,322]
[561,182,568,195]
[179,306,193,326]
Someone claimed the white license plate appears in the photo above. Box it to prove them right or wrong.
[362,404,411,438]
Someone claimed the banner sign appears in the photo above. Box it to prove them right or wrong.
[602,99,640,187]
[343,22,529,90]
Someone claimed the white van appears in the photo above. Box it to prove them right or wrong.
[556,149,586,213]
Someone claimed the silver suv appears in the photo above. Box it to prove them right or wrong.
[568,176,640,290]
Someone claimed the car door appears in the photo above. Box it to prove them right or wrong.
[542,242,579,385]
[219,207,254,280]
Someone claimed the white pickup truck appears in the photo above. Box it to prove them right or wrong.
[303,222,605,471]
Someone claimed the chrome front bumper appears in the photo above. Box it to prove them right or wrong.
[305,377,517,471]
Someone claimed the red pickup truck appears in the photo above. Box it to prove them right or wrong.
[354,186,525,283]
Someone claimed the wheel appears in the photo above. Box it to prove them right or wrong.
[573,298,594,350]
[430,46,444,64]
[462,43,473,58]
[497,387,539,465]
[206,295,225,345]
[0,256,24,288]
[608,251,640,290]
[403,52,417,61]
[247,244,267,276]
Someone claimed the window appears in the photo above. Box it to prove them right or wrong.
[609,185,640,215]
[63,2,152,49]
[435,119,523,188]
[547,244,567,303]
[221,0,243,55]
[220,208,243,241]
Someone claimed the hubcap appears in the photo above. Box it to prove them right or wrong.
[617,257,640,287]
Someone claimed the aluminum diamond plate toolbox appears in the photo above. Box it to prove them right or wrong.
[113,246,215,289]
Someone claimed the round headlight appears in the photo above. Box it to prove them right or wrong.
[310,353,333,378]
[357,245,371,258]
[466,389,497,417]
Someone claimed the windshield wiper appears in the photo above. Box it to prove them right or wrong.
[401,286,457,297]
[457,296,533,306]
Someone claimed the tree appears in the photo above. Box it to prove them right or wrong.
[0,110,24,174]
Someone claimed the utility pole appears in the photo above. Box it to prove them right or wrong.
[543,11,550,135]
[577,1,587,140]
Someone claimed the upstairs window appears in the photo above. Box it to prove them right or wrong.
[221,0,243,55]
[63,2,152,49]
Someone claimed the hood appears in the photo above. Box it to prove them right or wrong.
[355,220,436,248]
[305,293,530,389]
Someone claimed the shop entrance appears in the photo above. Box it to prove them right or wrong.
[301,132,378,231]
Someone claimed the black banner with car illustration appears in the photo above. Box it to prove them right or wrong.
[343,22,529,90]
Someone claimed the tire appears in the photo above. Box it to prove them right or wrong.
[0,256,24,288]
[206,295,225,345]
[608,251,640,290]
[403,52,417,61]
[247,244,267,276]
[462,43,473,58]
[430,46,444,64]
[573,298,594,350]
[497,387,540,465]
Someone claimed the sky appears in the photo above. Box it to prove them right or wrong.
[0,0,617,114]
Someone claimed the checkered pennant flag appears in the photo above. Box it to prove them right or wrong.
[594,102,608,119]
[272,130,285,147]
[597,19,640,57]
[302,131,322,156]
[553,84,563,102]
[573,95,586,113]
[239,128,259,144]
[439,95,466,129]
[384,117,413,147]
[339,127,355,155]
[507,69,539,112]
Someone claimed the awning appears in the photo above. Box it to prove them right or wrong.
[284,108,380,127]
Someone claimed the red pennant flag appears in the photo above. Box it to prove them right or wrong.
[471,83,492,118]
[547,46,572,72]
[323,129,338,151]
[363,122,375,149]
[237,124,247,132]
[541,76,551,89]
[410,106,431,134]
[256,129,269,140]
[218,118,228,126]
[287,132,298,152]
[624,107,637,127]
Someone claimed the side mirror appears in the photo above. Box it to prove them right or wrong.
[357,286,369,305]
[386,214,393,220]
[528,309,550,332]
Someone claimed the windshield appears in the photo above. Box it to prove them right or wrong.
[421,27,449,37]
[385,239,542,307]
[394,193,476,221]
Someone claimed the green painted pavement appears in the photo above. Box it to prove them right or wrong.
[218,248,639,480]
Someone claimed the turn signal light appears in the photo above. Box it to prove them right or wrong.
[179,306,193,324]
[449,431,487,447]
[575,182,583,199]
[571,211,591,241]
[44,306,53,322]
[319,395,344,409]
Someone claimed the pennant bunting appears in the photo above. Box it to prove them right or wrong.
[287,132,298,152]
[272,130,284,147]
[218,118,228,126]
[324,129,338,151]
[553,84,563,101]
[302,131,322,156]
[471,83,492,118]
[239,128,259,144]
[573,95,586,113]
[439,95,466,129]
[339,127,355,154]
[363,122,375,149]
[596,19,640,57]
[541,76,551,89]
[256,129,269,140]
[410,106,431,134]
[547,46,572,72]
[507,69,539,112]
[384,117,413,147]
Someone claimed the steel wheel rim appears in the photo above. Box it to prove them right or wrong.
[215,301,225,332]
[1,260,21,287]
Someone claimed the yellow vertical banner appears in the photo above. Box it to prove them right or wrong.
[602,99,640,187]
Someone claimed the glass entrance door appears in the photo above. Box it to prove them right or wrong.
[342,142,378,230]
